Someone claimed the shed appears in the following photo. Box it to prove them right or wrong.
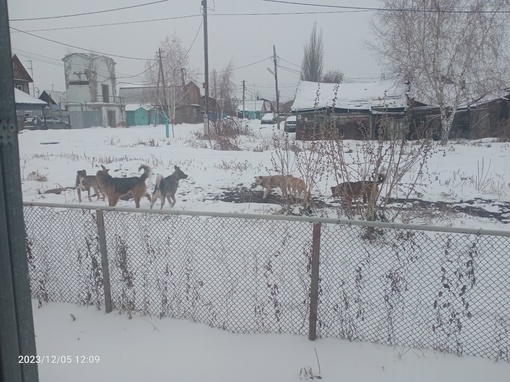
[125,104,167,127]
[292,81,407,140]
[237,98,273,120]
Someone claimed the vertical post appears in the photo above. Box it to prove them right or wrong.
[308,222,321,341]
[273,45,281,130]
[242,80,246,119]
[158,48,170,137]
[96,210,112,313]
[0,0,39,380]
[202,0,210,135]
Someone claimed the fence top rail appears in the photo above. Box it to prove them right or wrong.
[23,201,510,237]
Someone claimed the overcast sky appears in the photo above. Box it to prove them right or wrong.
[8,0,382,101]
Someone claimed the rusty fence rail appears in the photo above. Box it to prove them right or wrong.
[23,202,510,362]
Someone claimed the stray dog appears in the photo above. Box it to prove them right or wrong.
[76,170,104,202]
[96,164,152,208]
[254,174,291,199]
[150,166,188,209]
[331,173,386,212]
[286,176,310,201]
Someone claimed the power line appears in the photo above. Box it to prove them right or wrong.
[10,27,155,61]
[10,0,169,22]
[278,56,301,69]
[10,15,201,33]
[261,0,510,14]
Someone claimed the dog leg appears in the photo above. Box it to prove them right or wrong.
[87,187,93,202]
[77,187,82,202]
[263,188,270,199]
[108,195,119,207]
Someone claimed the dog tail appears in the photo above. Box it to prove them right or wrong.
[153,174,163,193]
[139,164,152,182]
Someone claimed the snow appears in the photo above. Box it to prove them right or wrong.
[17,120,510,381]
[33,300,510,382]
[18,121,510,229]
[14,87,47,105]
[292,80,407,111]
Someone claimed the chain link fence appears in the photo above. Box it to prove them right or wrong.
[23,203,510,362]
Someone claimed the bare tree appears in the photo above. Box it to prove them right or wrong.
[210,61,238,117]
[300,21,324,82]
[322,69,344,84]
[369,0,510,144]
[144,33,198,124]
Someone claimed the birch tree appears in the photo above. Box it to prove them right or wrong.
[144,33,197,123]
[370,0,510,144]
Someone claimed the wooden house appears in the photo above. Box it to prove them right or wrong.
[292,81,408,140]
[12,54,33,94]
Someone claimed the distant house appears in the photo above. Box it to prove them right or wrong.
[63,53,125,128]
[12,54,33,94]
[237,98,273,120]
[292,80,510,141]
[119,81,203,125]
[292,81,408,140]
[39,90,63,111]
[14,88,47,128]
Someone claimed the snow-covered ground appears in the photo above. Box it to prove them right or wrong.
[19,120,510,229]
[33,300,510,382]
[19,121,510,381]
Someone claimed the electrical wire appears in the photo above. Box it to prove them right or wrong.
[261,0,510,14]
[10,27,155,61]
[10,15,201,34]
[10,0,169,22]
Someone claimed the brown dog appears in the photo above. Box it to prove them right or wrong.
[286,176,310,201]
[331,173,386,213]
[96,164,152,208]
[76,170,104,202]
[254,174,291,199]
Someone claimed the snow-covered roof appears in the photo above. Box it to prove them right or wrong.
[237,99,270,112]
[125,104,154,111]
[291,80,406,112]
[14,88,47,105]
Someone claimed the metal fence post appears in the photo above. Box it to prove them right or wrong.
[96,209,112,313]
[308,222,321,341]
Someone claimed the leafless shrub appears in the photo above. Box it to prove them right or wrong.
[105,135,120,146]
[215,159,252,173]
[132,138,159,147]
[321,92,435,221]
[210,118,254,138]
[27,170,48,182]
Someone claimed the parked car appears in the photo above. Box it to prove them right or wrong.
[261,112,277,124]
[284,115,297,132]
[23,116,71,130]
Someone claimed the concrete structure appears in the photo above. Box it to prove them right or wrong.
[63,53,125,128]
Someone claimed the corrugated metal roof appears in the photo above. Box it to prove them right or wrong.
[291,80,406,112]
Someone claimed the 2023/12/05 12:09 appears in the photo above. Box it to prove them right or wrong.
[18,355,101,364]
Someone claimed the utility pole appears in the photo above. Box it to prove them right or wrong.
[242,80,246,119]
[273,45,281,130]
[158,48,172,137]
[202,0,210,135]
[27,59,35,96]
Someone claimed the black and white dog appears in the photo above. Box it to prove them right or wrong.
[150,166,188,209]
